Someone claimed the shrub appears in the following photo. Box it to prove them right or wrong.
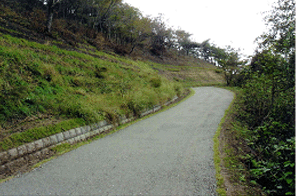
[238,73,295,195]
[149,77,161,88]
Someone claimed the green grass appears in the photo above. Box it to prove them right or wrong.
[50,88,195,157]
[0,88,195,183]
[0,33,182,129]
[0,19,224,155]
[165,68,181,72]
[213,87,265,196]
[0,118,85,151]
[150,62,225,88]
[0,85,191,153]
[51,143,72,153]
[0,32,193,153]
[213,90,235,196]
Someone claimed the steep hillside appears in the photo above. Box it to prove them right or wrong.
[0,33,184,149]
[0,4,225,152]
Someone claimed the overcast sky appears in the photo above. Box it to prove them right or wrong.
[123,0,276,56]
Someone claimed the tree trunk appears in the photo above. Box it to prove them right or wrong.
[129,45,136,54]
[46,0,54,33]
[46,12,54,33]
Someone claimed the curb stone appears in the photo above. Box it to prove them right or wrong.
[0,94,187,178]
[35,139,44,151]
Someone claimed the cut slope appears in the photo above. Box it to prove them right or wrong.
[0,4,225,151]
[0,33,183,150]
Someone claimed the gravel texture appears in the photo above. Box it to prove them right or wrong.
[0,87,233,195]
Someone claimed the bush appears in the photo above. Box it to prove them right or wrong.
[238,73,295,195]
[150,77,162,88]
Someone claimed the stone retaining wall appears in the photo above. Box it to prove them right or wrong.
[0,96,179,177]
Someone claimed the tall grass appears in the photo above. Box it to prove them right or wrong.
[0,33,181,128]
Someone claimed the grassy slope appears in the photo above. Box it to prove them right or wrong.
[0,4,225,153]
[152,63,225,87]
[0,33,185,151]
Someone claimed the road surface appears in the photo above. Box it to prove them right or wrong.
[0,87,233,195]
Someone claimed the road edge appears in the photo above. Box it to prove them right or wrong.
[0,89,195,183]
[213,89,236,196]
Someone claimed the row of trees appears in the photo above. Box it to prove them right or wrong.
[6,0,233,61]
[223,0,294,195]
[5,0,249,89]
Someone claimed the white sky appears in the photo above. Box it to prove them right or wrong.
[123,0,276,56]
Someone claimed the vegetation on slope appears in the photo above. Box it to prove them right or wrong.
[0,33,186,150]
[0,0,225,153]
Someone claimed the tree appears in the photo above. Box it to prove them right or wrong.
[107,3,152,54]
[258,0,295,58]
[175,29,192,56]
[164,28,176,51]
[149,14,168,56]
[46,0,62,33]
[218,47,246,86]
[239,0,295,194]
[128,17,152,54]
[210,44,227,66]
[199,39,212,61]
[250,0,295,118]
[182,42,198,56]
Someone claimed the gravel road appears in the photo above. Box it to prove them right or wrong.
[0,87,233,195]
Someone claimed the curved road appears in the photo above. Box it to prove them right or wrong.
[0,87,233,195]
